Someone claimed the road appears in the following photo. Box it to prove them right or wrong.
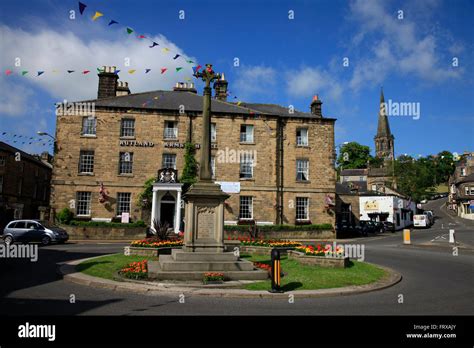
[0,198,473,315]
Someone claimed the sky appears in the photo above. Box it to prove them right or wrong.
[0,0,473,158]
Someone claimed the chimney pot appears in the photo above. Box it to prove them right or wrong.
[310,95,323,117]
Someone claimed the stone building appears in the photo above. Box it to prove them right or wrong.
[448,152,474,219]
[50,67,337,231]
[0,142,52,229]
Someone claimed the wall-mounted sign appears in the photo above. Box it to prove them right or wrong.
[164,142,217,149]
[215,181,240,193]
[120,140,154,147]
[364,200,379,211]
[121,212,130,223]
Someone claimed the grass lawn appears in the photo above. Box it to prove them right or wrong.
[241,254,387,291]
[76,253,387,291]
[76,254,158,280]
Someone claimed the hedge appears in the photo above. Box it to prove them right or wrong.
[224,224,333,232]
[68,220,146,228]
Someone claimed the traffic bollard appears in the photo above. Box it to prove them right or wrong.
[449,229,455,244]
[403,229,411,245]
[270,248,284,293]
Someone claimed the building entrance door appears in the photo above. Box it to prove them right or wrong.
[160,192,175,228]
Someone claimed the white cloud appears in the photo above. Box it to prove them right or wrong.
[0,24,197,104]
[0,74,36,116]
[233,65,277,100]
[285,67,343,102]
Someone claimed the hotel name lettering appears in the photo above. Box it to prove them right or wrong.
[119,141,217,149]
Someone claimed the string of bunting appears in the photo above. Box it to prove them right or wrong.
[3,1,201,79]
[1,132,54,146]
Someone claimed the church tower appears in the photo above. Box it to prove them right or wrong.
[374,88,395,161]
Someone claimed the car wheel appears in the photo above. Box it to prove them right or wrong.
[4,235,13,244]
[41,236,51,246]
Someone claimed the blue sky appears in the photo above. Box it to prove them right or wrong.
[0,0,473,157]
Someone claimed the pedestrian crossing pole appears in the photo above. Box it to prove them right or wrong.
[449,229,455,244]
[270,248,283,293]
[403,229,411,245]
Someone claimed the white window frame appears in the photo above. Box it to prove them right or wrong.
[119,152,134,174]
[82,116,96,136]
[240,125,254,143]
[76,191,91,216]
[0,156,5,166]
[164,121,178,139]
[460,167,466,176]
[296,128,308,146]
[211,156,216,179]
[117,192,131,216]
[296,197,309,220]
[162,153,177,169]
[79,150,94,174]
[239,152,254,179]
[239,196,253,220]
[120,118,135,137]
[296,159,309,181]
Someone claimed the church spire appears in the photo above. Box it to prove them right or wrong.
[374,87,395,160]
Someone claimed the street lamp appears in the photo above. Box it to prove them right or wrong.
[37,131,57,154]
[335,141,349,169]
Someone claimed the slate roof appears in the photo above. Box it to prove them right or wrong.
[75,91,336,120]
[455,173,474,185]
[0,141,52,169]
[340,169,368,176]
[336,181,368,195]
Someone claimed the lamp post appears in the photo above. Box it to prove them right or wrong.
[335,141,349,170]
[193,64,221,182]
[37,131,57,154]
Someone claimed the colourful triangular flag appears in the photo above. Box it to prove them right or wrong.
[82,70,90,74]
[126,27,133,34]
[176,67,183,72]
[108,20,118,26]
[21,71,28,76]
[173,54,180,60]
[115,70,121,74]
[162,48,170,53]
[145,69,151,73]
[37,71,44,76]
[128,69,136,74]
[161,68,167,74]
[92,11,103,21]
[186,60,194,64]
[78,2,87,15]
[5,69,12,75]
[67,70,75,73]
[138,35,146,39]
[149,42,158,48]
[237,101,242,106]
[97,67,104,73]
[185,77,192,81]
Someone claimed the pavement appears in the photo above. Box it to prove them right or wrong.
[0,197,472,315]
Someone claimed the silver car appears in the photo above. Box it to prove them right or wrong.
[2,220,69,246]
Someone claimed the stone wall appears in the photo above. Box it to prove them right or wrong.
[224,228,335,240]
[63,225,146,240]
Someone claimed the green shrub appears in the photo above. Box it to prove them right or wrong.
[57,208,74,224]
[224,224,333,232]
[69,220,146,228]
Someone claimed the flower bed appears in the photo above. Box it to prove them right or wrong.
[232,238,302,248]
[130,238,183,248]
[295,244,345,257]
[120,260,148,279]
[203,272,225,284]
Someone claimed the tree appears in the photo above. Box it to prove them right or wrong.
[337,142,371,169]
[180,142,198,191]
[137,177,155,208]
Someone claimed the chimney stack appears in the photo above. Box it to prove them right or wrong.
[116,81,131,96]
[310,95,323,117]
[172,82,197,93]
[97,66,118,99]
[213,73,228,101]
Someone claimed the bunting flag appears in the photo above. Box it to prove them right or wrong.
[78,2,87,15]
[145,69,151,73]
[37,71,44,76]
[162,48,170,53]
[5,69,12,75]
[149,42,158,48]
[67,70,75,73]
[115,70,121,74]
[82,70,90,74]
[186,60,194,64]
[237,101,242,106]
[138,35,146,39]
[108,20,118,26]
[128,69,136,74]
[173,54,180,60]
[91,11,103,21]
[176,67,183,72]
[21,71,28,76]
[161,68,167,74]
[126,27,133,34]
[97,67,104,73]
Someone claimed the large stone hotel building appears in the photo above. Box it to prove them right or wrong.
[51,66,336,231]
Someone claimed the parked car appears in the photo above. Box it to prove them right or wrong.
[356,220,382,236]
[413,214,430,228]
[423,211,434,225]
[381,221,395,233]
[2,220,69,245]
[420,199,428,204]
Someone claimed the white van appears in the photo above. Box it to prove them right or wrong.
[413,214,430,228]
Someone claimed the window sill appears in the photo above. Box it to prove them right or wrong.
[163,138,179,141]
[296,180,311,183]
[78,173,95,176]
[118,174,134,177]
[239,142,255,145]
[120,136,136,140]
[81,135,97,138]
[296,144,309,148]
[240,178,255,181]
